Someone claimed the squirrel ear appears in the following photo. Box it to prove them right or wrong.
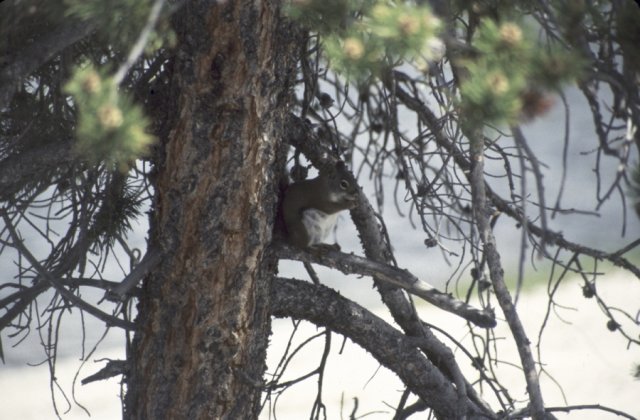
[318,160,347,175]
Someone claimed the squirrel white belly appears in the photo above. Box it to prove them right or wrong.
[301,209,339,246]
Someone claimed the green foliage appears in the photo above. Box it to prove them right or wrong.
[64,64,154,172]
[65,0,175,54]
[62,0,172,171]
[458,20,585,132]
[285,0,362,34]
[288,0,443,79]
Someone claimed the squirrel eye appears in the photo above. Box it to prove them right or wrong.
[339,179,349,190]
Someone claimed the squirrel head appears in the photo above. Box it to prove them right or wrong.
[317,160,358,211]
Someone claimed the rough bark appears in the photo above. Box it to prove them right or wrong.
[125,1,297,419]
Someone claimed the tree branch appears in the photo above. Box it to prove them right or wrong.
[277,243,496,328]
[467,133,546,420]
[81,359,128,385]
[391,77,640,279]
[512,404,636,420]
[285,113,494,417]
[106,248,163,301]
[270,277,495,419]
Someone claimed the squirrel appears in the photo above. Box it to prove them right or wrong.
[282,160,358,248]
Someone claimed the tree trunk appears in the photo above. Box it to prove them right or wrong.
[125,1,297,418]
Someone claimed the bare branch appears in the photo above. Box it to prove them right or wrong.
[511,125,549,253]
[467,132,546,420]
[512,403,636,420]
[106,248,163,301]
[390,76,640,279]
[1,209,135,330]
[81,359,128,385]
[277,243,496,328]
[270,277,495,419]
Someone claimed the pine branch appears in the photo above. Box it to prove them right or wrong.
[277,243,496,328]
[0,19,95,109]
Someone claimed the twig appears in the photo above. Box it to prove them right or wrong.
[113,0,165,85]
[511,403,637,420]
[511,125,549,254]
[310,329,331,420]
[551,91,571,219]
[81,359,128,385]
[106,248,162,300]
